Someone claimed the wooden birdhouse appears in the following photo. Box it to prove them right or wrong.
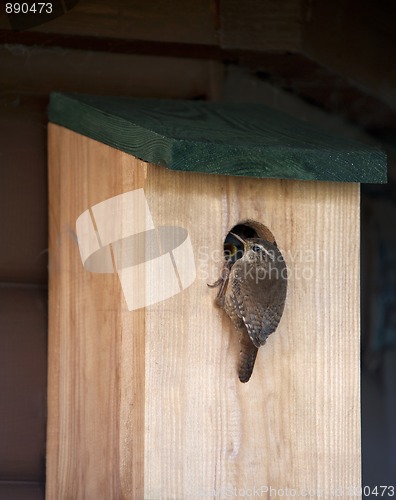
[47,93,386,498]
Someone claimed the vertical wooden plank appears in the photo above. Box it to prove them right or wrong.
[47,125,146,499]
[48,126,361,498]
[47,126,59,499]
[143,169,361,498]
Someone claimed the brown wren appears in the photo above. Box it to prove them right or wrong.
[209,231,287,383]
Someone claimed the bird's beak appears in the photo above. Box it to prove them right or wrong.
[229,231,246,248]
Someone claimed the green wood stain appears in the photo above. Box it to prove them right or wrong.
[49,92,387,183]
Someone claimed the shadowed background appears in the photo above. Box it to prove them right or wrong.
[0,1,395,497]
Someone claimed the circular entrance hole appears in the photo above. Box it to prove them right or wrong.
[223,219,277,264]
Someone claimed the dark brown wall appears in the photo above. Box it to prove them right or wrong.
[0,97,48,499]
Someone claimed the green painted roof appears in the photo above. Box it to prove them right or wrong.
[49,92,387,183]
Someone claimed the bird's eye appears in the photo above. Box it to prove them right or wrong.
[252,245,261,253]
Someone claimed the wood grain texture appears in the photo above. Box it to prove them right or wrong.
[48,125,361,498]
[49,93,387,183]
[48,125,147,499]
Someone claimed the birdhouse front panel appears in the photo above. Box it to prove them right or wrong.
[47,94,386,499]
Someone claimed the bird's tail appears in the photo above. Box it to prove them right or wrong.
[238,333,259,383]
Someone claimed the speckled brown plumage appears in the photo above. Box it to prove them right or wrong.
[210,236,287,382]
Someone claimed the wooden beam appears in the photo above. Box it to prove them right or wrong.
[2,0,395,114]
[0,44,219,100]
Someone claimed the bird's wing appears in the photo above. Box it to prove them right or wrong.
[228,258,287,348]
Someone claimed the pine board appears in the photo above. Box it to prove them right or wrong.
[49,92,386,183]
[48,125,361,499]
